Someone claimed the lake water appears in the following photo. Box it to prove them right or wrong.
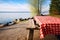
[0,13,31,24]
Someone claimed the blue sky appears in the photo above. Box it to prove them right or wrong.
[0,0,51,12]
[0,0,28,4]
[41,0,51,15]
[0,0,51,23]
[0,0,51,18]
[0,0,51,17]
[0,0,30,12]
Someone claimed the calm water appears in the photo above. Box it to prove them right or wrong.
[0,13,31,24]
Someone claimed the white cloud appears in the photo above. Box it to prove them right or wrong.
[41,5,50,15]
[0,2,50,15]
[0,3,30,11]
[42,5,49,11]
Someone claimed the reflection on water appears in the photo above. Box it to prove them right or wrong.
[0,13,31,24]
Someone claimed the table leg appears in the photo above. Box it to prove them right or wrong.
[27,29,34,40]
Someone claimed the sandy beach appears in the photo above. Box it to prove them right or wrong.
[0,20,40,40]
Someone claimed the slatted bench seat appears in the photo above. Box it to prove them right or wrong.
[26,19,40,40]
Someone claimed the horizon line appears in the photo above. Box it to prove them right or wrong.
[0,11,31,13]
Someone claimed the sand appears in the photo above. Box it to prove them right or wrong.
[0,20,40,40]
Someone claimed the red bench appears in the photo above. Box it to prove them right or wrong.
[34,16,60,39]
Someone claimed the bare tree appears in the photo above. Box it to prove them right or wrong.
[29,0,46,17]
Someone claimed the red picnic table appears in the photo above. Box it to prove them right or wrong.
[34,16,60,39]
